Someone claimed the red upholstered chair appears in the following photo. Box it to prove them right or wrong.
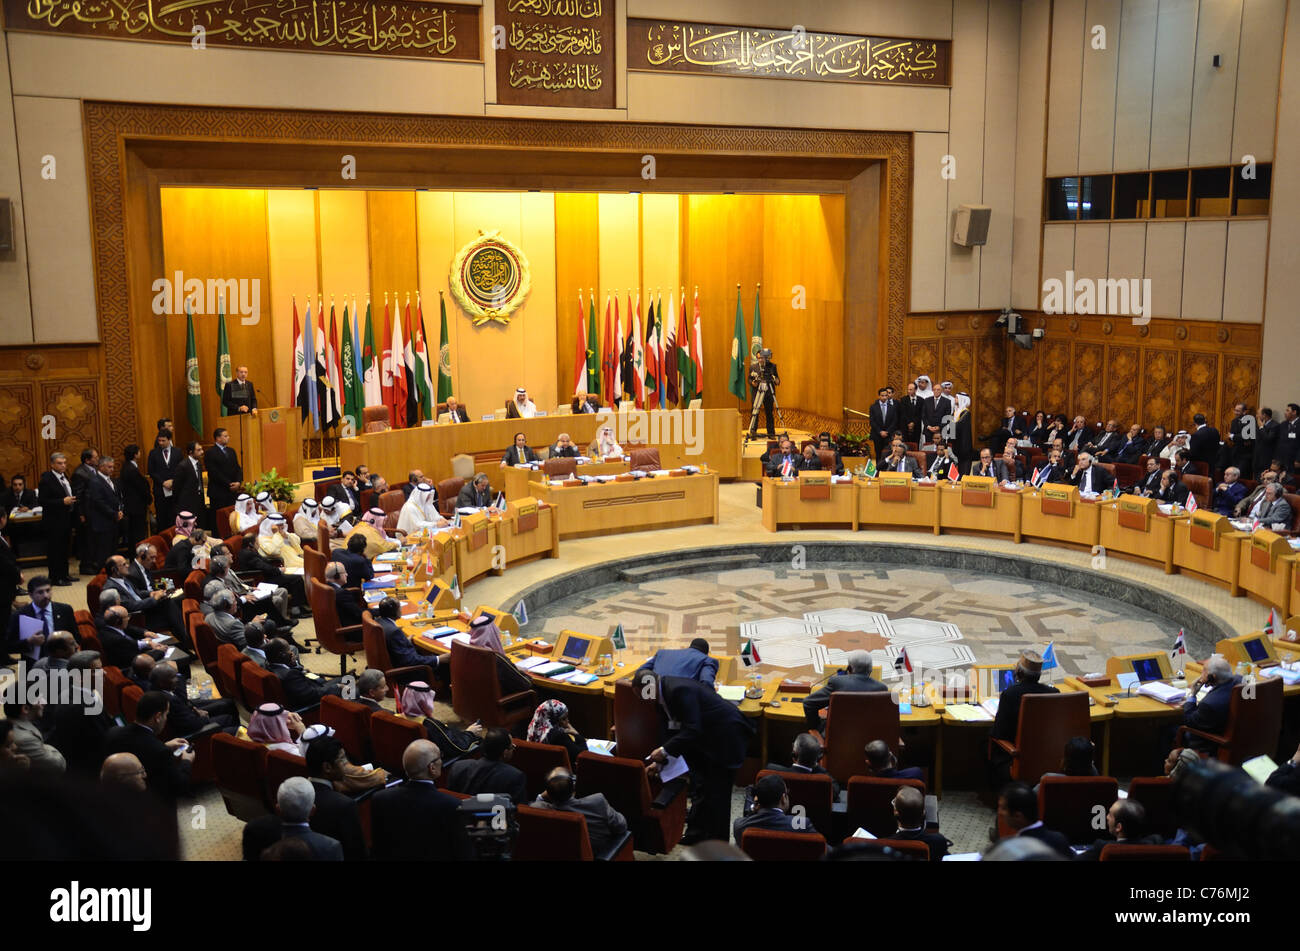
[514,804,635,861]
[85,573,106,616]
[1038,776,1120,845]
[212,733,270,821]
[842,837,931,860]
[989,692,1091,782]
[73,609,103,653]
[1287,493,1300,531]
[815,449,837,471]
[369,710,425,773]
[629,448,661,472]
[757,770,835,841]
[815,692,900,785]
[101,667,129,718]
[612,678,660,762]
[510,740,572,802]
[161,526,177,543]
[362,405,391,433]
[239,660,317,718]
[575,752,686,855]
[214,643,248,710]
[144,534,171,563]
[448,641,536,730]
[907,450,929,473]
[436,478,466,518]
[1127,777,1178,840]
[378,489,405,516]
[319,694,374,762]
[1113,462,1143,488]
[120,684,143,724]
[844,776,925,839]
[1174,676,1283,764]
[309,577,364,677]
[739,828,828,861]
[215,505,236,536]
[263,748,309,806]
[302,545,327,585]
[1099,844,1191,861]
[1181,474,1211,509]
[361,611,393,671]
[542,457,578,479]
[1187,461,1209,477]
[188,617,220,673]
[183,569,206,601]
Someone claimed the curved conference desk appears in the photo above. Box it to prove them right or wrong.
[356,473,1300,794]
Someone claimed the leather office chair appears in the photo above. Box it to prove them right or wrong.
[756,770,835,841]
[240,661,318,719]
[215,505,235,535]
[120,684,143,724]
[223,532,244,556]
[1126,776,1178,840]
[1174,676,1283,764]
[189,617,220,673]
[316,519,331,556]
[84,573,106,616]
[362,405,391,433]
[516,805,635,862]
[436,477,466,518]
[183,569,206,601]
[575,751,687,855]
[510,740,572,802]
[212,733,270,821]
[1181,473,1211,509]
[215,643,248,710]
[1113,462,1143,488]
[815,449,837,471]
[629,448,661,472]
[263,748,309,807]
[309,577,364,677]
[1037,775,1119,845]
[844,776,924,838]
[739,828,828,861]
[542,457,578,479]
[815,692,900,785]
[842,836,931,859]
[100,667,129,718]
[319,694,374,762]
[450,454,475,480]
[161,527,177,543]
[360,610,437,694]
[448,641,536,730]
[377,489,405,516]
[369,710,426,773]
[144,534,171,563]
[302,545,327,584]
[612,678,660,762]
[1187,461,1210,477]
[989,692,1091,782]
[1286,493,1300,531]
[1099,843,1191,861]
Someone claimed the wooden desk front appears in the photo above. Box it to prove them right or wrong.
[857,479,939,532]
[761,477,857,531]
[532,471,719,540]
[1098,501,1182,574]
[936,481,1023,541]
[1019,489,1101,548]
[503,461,627,500]
[1173,517,1245,594]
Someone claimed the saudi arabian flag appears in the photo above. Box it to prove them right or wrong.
[437,292,453,403]
[610,623,627,650]
[185,298,202,434]
[215,296,232,406]
[340,303,362,430]
[586,291,600,397]
[728,285,748,401]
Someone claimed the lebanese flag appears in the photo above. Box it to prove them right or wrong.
[691,287,704,400]
[630,291,646,408]
[947,462,959,482]
[573,289,587,395]
[1185,492,1198,513]
[391,299,408,427]
[380,296,394,410]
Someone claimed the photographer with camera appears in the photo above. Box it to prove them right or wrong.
[747,348,780,439]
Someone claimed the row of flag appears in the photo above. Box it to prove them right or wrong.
[292,292,455,433]
[182,297,233,435]
[571,287,706,407]
[728,286,763,402]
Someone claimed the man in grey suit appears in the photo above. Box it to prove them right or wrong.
[802,650,888,729]
[266,777,344,861]
[969,448,1008,481]
[1257,482,1294,529]
[532,766,628,857]
[208,590,266,651]
[880,440,920,476]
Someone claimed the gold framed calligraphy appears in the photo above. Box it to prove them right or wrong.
[449,231,532,326]
[627,19,950,87]
[494,0,615,108]
[2,0,481,61]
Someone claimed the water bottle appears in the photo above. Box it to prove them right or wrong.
[199,678,213,700]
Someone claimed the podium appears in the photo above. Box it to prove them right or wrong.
[222,406,302,482]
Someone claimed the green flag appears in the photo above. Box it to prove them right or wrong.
[414,298,433,421]
[437,292,453,403]
[362,301,380,407]
[341,303,361,428]
[728,286,748,401]
[610,623,627,651]
[185,298,202,435]
[215,297,232,410]
[864,457,878,478]
[749,285,763,370]
[586,292,600,397]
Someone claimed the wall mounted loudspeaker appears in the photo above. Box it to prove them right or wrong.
[0,199,13,252]
[952,204,991,247]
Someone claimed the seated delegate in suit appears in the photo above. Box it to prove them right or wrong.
[322,561,364,631]
[734,774,824,845]
[1114,424,1149,464]
[1001,449,1026,482]
[265,637,345,708]
[761,732,840,801]
[525,699,586,764]
[1179,655,1241,754]
[995,781,1070,858]
[441,396,470,423]
[1075,799,1165,862]
[444,727,528,804]
[635,638,718,685]
[549,432,580,458]
[928,440,959,478]
[571,391,601,414]
[862,739,924,782]
[374,596,429,669]
[1255,482,1294,529]
[98,605,171,670]
[816,432,845,475]
[149,660,238,734]
[101,690,195,803]
[328,471,364,516]
[1235,471,1276,517]
[881,440,920,477]
[330,533,374,585]
[501,432,539,467]
[1084,419,1123,460]
[1212,467,1248,515]
[802,650,887,730]
[799,444,822,470]
[369,739,469,861]
[968,448,1007,481]
[1069,451,1113,494]
[765,438,801,478]
[889,786,950,862]
[533,767,629,856]
[456,473,499,511]
[989,651,1058,783]
[505,387,538,419]
[1136,457,1165,497]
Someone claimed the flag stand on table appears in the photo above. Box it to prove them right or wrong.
[741,638,761,667]
[864,457,878,478]
[1170,628,1187,676]
[893,646,912,676]
[611,622,627,667]
[947,462,959,483]
[1041,641,1058,684]
[450,573,461,602]
[1185,492,1198,514]
[513,599,528,627]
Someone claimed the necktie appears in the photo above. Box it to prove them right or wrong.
[164,449,170,465]
[42,607,51,636]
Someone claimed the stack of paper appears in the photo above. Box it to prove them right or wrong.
[532,661,575,677]
[375,552,403,563]
[515,656,550,671]
[1259,666,1300,685]
[556,671,598,685]
[586,739,617,756]
[945,703,993,722]
[716,684,746,703]
[1136,681,1187,704]
[424,626,459,638]
[979,697,1000,718]
[434,631,471,646]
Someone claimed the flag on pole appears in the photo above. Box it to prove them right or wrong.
[450,573,461,601]
[292,298,307,421]
[1042,642,1058,670]
[612,293,624,402]
[664,289,679,404]
[644,295,659,408]
[351,296,363,404]
[391,298,408,428]
[893,647,912,674]
[601,293,615,401]
[341,303,361,431]
[740,638,762,667]
[586,290,600,398]
[1172,629,1187,655]
[630,292,646,408]
[380,295,394,412]
[1031,466,1041,486]
[572,289,588,395]
[323,301,343,429]
[215,296,232,406]
[690,287,704,401]
[362,298,381,408]
[413,295,433,422]
[184,297,202,435]
[302,299,321,431]
[610,623,627,651]
[513,600,528,625]
[403,298,418,427]
[1185,492,1198,513]
[656,290,667,407]
[728,286,747,401]
[947,462,959,482]
[436,292,453,404]
[864,457,878,478]
[749,284,763,374]
[1265,608,1282,637]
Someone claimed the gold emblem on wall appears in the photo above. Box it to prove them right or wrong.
[449,231,532,326]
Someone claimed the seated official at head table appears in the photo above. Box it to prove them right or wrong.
[799,444,821,470]
[881,439,920,476]
[549,432,579,458]
[969,447,1007,481]
[1069,451,1113,494]
[635,638,718,685]
[441,396,469,423]
[571,391,600,414]
[456,472,498,510]
[501,432,539,467]
[589,425,623,458]
[506,387,538,419]
[765,436,801,477]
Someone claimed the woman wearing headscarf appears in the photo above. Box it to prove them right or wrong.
[396,482,447,535]
[466,613,532,695]
[247,702,304,754]
[588,425,623,458]
[526,699,586,763]
[257,513,304,570]
[232,493,260,533]
[293,498,320,540]
[346,506,398,558]
[399,681,482,760]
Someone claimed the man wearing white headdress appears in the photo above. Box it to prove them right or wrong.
[507,387,537,419]
[293,498,320,540]
[397,483,449,535]
[257,513,304,570]
[953,391,975,472]
[255,490,276,515]
[231,493,260,534]
[320,495,352,536]
[914,375,935,402]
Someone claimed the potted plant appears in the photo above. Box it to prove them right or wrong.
[247,468,298,511]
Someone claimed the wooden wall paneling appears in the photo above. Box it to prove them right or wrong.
[906,339,941,393]
[1040,340,1071,417]
[40,379,100,460]
[1140,347,1179,430]
[1219,354,1261,421]
[553,193,601,402]
[1072,342,1104,424]
[941,337,974,408]
[844,164,881,413]
[1008,340,1041,417]
[975,333,1006,438]
[0,382,38,481]
[367,190,420,324]
[1105,344,1139,426]
[1178,350,1220,427]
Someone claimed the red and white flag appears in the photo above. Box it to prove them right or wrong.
[947,462,959,482]
[1172,629,1186,655]
[1185,492,1198,513]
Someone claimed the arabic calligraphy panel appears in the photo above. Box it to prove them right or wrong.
[495,0,615,108]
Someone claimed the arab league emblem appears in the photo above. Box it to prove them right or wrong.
[449,230,531,326]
